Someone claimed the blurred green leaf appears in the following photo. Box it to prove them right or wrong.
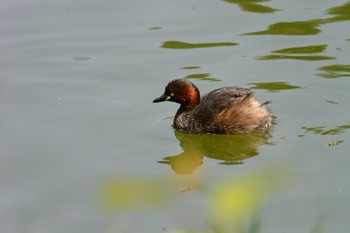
[208,166,289,232]
[309,212,328,233]
[99,177,171,211]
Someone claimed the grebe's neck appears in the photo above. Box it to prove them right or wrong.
[180,84,200,111]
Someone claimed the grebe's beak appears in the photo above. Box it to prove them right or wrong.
[153,93,168,103]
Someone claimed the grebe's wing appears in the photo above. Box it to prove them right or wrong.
[198,87,254,115]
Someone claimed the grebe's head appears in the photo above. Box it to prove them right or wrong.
[153,79,200,110]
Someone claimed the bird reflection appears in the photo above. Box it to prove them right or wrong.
[158,130,271,174]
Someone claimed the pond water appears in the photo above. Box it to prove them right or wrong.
[1,0,350,232]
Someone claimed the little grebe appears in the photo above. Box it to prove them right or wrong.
[153,79,272,134]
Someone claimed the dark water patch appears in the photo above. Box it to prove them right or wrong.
[72,56,90,61]
[317,64,350,78]
[180,66,201,70]
[325,100,340,105]
[148,26,162,30]
[223,0,280,13]
[250,82,302,92]
[161,40,238,49]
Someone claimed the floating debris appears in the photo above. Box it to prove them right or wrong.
[180,66,201,70]
[181,184,200,193]
[148,26,162,30]
[326,140,344,146]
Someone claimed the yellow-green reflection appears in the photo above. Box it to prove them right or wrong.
[158,130,270,174]
[180,66,201,70]
[209,166,289,232]
[241,3,350,36]
[223,0,280,13]
[258,44,335,61]
[250,82,301,92]
[272,44,328,54]
[317,64,350,78]
[161,40,238,49]
[242,19,326,36]
[325,2,350,22]
[99,165,290,233]
[184,73,221,82]
[99,177,171,211]
[301,122,350,135]
[258,54,335,61]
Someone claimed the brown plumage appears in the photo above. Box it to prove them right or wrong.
[153,79,272,134]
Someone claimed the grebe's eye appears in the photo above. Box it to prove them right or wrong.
[165,92,174,101]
